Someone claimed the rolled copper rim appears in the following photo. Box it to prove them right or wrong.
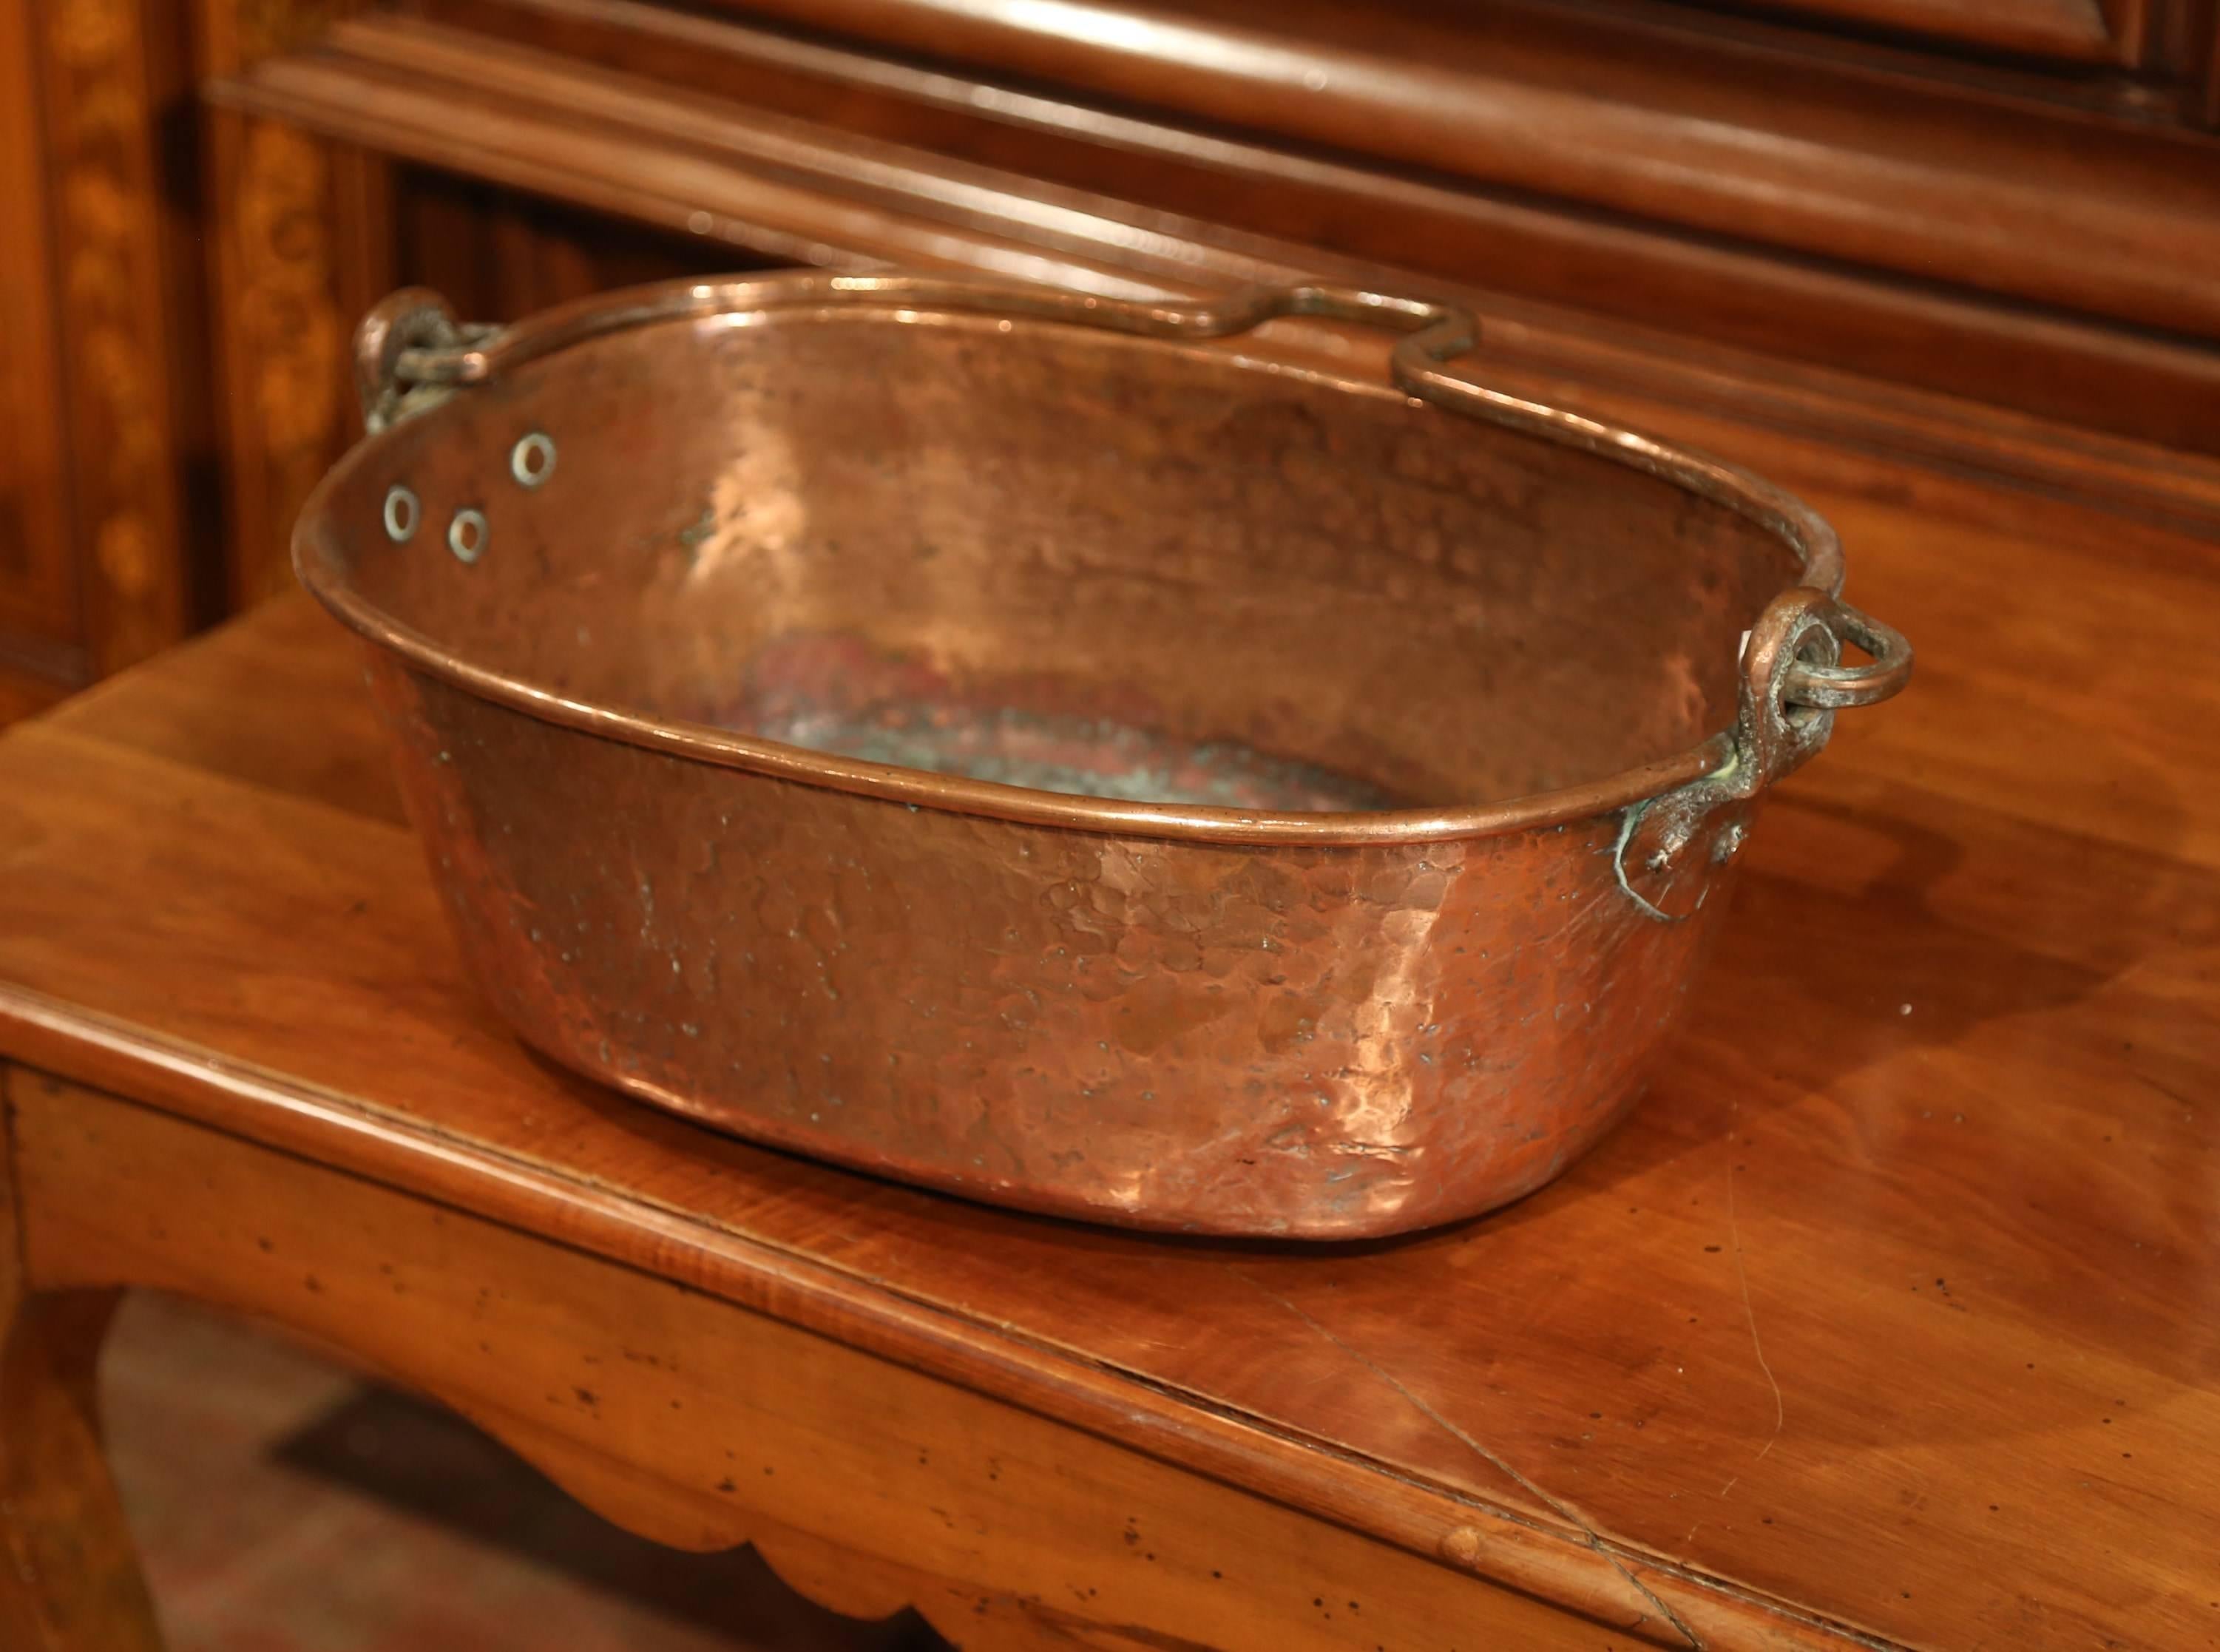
[298,271,1845,848]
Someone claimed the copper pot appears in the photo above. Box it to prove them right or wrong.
[296,272,1908,1239]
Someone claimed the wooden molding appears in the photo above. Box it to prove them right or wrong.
[382,1,2220,465]
[684,0,2220,337]
[208,9,2220,538]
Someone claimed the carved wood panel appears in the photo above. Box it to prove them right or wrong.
[204,112,379,609]
[194,0,388,610]
[29,0,207,677]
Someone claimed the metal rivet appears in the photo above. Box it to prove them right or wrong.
[382,485,419,542]
[510,431,555,488]
[448,507,487,563]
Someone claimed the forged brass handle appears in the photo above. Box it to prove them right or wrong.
[354,286,498,434]
[1782,597,1912,711]
[1615,581,1909,921]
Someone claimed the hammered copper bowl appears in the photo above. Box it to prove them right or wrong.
[295,272,1908,1239]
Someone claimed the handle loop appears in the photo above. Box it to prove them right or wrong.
[1782,598,1912,711]
[354,287,498,433]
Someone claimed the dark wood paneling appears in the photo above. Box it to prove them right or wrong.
[30,0,206,675]
[0,0,77,649]
[2202,0,2220,116]
[3,0,217,683]
[1688,0,2126,61]
[393,168,765,325]
[0,666,68,730]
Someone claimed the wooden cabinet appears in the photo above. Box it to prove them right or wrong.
[200,0,2220,574]
[0,42,75,722]
[1674,0,2196,70]
[2,0,2219,714]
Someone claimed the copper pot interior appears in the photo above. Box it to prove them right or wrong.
[318,310,1797,811]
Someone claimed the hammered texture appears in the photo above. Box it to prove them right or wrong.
[371,658,1734,1236]
[305,281,1807,1237]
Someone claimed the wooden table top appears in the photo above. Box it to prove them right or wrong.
[1,413,2214,1651]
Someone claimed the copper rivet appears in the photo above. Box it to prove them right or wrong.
[382,485,418,543]
[510,432,555,488]
[447,508,487,564]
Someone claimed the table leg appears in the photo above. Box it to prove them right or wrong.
[0,1296,162,1642]
[1,1063,163,1652]
[0,1287,164,1652]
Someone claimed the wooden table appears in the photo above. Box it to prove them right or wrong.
[0,413,2215,1651]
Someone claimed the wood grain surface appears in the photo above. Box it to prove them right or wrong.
[680,0,2220,336]
[0,410,2214,1648]
[18,1071,1637,1652]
